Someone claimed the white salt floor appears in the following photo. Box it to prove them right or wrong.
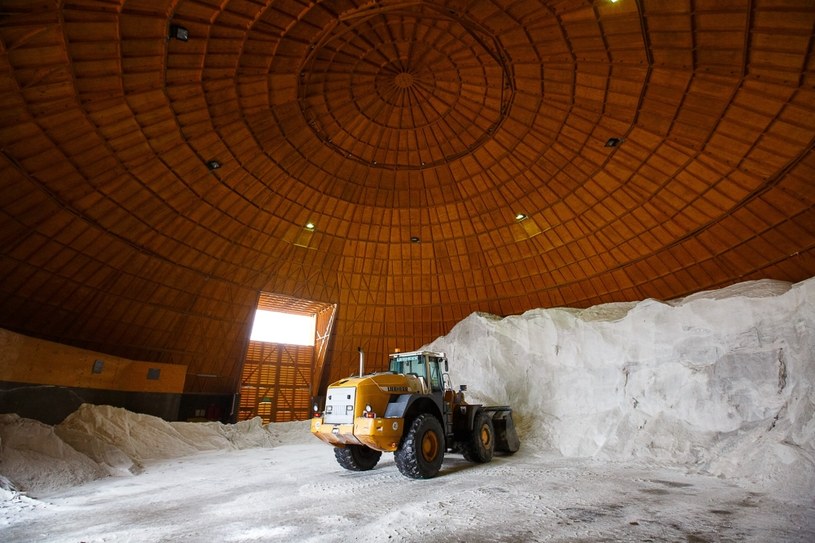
[3,440,813,543]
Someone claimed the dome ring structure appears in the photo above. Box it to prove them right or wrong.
[297,1,516,170]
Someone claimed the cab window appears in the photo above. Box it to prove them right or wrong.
[428,358,442,391]
[390,355,426,379]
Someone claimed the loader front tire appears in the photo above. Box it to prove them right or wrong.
[395,414,445,479]
[334,445,382,471]
[462,410,494,463]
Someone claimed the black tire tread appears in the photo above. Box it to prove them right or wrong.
[462,410,495,463]
[394,413,445,479]
[334,445,382,471]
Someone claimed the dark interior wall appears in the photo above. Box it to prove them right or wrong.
[0,382,239,425]
[178,393,238,424]
[0,382,182,425]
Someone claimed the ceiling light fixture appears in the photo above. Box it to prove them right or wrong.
[515,213,528,221]
[605,137,624,148]
[206,160,221,170]
[169,24,189,41]
[410,236,421,243]
[305,222,315,230]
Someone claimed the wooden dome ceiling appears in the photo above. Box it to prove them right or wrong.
[1,0,813,393]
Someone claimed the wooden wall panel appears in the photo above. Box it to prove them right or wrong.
[0,328,186,394]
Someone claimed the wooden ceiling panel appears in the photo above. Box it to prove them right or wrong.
[0,0,812,394]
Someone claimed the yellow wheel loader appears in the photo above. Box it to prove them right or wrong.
[310,349,520,479]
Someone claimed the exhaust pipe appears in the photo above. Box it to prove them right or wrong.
[358,347,364,377]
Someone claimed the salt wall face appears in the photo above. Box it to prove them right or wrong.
[427,278,815,494]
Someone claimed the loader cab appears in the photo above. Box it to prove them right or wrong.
[389,351,449,393]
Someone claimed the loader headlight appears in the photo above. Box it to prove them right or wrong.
[365,404,373,413]
[363,404,376,419]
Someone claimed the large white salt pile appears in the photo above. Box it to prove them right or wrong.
[0,414,107,495]
[0,404,282,497]
[427,277,815,497]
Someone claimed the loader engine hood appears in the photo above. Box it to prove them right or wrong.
[330,372,425,393]
[323,372,423,424]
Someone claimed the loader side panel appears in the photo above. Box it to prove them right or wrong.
[383,394,410,418]
[384,394,444,428]
[452,404,480,441]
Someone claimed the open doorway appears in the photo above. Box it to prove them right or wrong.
[239,292,337,423]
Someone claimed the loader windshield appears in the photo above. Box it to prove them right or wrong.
[389,354,427,379]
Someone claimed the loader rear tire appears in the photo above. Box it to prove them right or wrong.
[334,445,382,471]
[395,414,445,479]
[462,410,494,463]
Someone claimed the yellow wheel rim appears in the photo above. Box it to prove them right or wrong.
[421,430,439,462]
[480,424,492,448]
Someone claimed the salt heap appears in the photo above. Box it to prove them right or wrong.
[0,414,108,494]
[0,404,284,497]
[427,277,815,497]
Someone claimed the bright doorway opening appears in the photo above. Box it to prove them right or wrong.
[250,310,316,346]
